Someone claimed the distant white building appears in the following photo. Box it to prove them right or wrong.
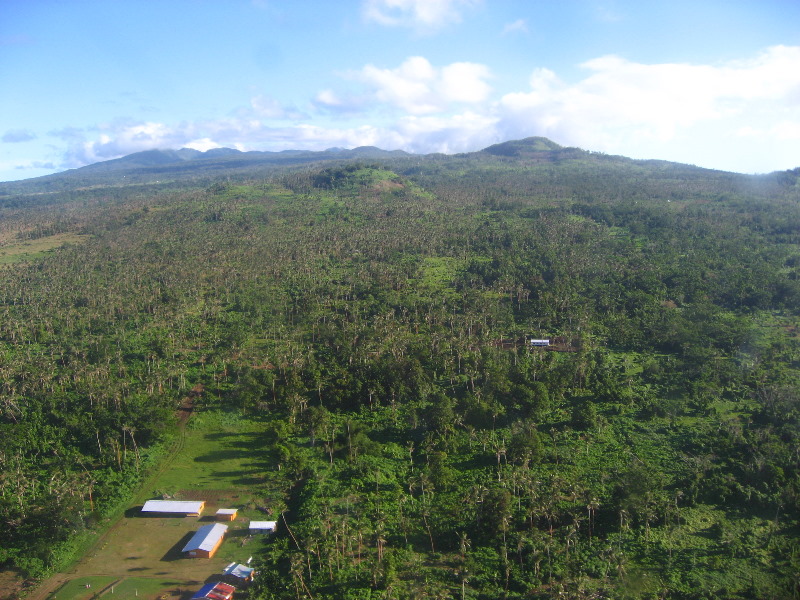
[529,339,550,347]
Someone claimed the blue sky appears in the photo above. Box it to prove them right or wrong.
[1,0,799,182]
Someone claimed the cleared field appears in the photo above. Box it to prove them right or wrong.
[0,233,90,264]
[95,577,187,600]
[43,410,279,600]
[49,577,117,600]
[151,411,274,496]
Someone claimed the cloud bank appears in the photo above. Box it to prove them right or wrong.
[362,0,481,31]
[2,129,37,143]
[54,46,800,174]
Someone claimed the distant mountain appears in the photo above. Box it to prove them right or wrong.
[0,145,414,196]
[481,136,564,157]
[74,145,411,175]
[1,137,796,200]
[75,148,205,173]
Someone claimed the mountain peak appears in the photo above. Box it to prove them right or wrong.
[481,137,564,157]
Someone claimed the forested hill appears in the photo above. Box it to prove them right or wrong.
[0,144,411,197]
[2,136,798,201]
[1,138,800,599]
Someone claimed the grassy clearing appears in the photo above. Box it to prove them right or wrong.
[97,577,187,600]
[0,233,90,264]
[151,410,273,499]
[50,577,118,600]
[46,409,279,600]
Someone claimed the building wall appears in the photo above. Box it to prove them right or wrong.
[185,533,225,558]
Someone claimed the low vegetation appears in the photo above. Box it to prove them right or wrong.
[1,140,799,599]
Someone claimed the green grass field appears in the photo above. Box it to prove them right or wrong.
[50,577,118,600]
[46,409,279,600]
[151,410,273,498]
[0,233,90,264]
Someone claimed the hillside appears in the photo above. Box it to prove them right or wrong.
[1,139,799,600]
[0,145,412,198]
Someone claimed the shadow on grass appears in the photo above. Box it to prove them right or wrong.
[226,528,252,538]
[203,431,272,444]
[194,448,252,463]
[161,532,194,562]
[209,471,267,486]
[130,507,196,519]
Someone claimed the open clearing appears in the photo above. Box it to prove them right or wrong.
[0,233,90,265]
[37,410,280,600]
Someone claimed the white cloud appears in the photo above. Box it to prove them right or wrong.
[60,121,201,166]
[50,46,800,176]
[501,19,528,36]
[184,138,221,152]
[357,56,491,114]
[2,129,37,143]
[494,45,800,170]
[312,89,370,115]
[738,121,800,141]
[362,0,480,30]
[315,89,343,108]
[248,95,305,120]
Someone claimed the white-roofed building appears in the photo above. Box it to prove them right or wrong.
[216,508,238,521]
[183,523,228,558]
[141,499,205,516]
[249,520,277,534]
[222,562,255,583]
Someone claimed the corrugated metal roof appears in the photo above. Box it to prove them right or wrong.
[183,523,228,552]
[142,500,205,514]
[216,508,237,515]
[223,563,255,579]
[248,520,277,531]
[192,582,236,600]
[192,583,217,599]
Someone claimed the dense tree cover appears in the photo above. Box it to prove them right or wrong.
[1,142,800,598]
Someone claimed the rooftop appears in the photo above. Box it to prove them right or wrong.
[141,500,205,514]
[223,562,255,580]
[192,582,236,600]
[182,523,228,553]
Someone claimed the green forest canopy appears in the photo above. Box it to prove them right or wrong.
[1,139,800,599]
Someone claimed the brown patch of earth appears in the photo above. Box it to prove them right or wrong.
[372,179,404,192]
[0,568,28,600]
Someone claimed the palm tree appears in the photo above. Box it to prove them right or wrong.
[587,498,600,541]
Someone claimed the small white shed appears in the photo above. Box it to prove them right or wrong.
[249,520,277,534]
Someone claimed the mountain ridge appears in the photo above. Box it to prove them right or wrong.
[1,136,797,198]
